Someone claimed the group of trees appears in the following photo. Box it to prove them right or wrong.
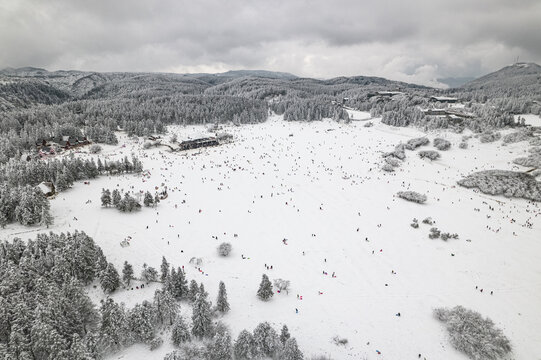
[457,170,541,201]
[101,189,161,212]
[0,154,142,190]
[0,184,52,227]
[2,232,299,360]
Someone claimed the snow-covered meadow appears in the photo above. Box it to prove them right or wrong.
[3,114,540,359]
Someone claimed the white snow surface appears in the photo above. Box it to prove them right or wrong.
[3,114,541,359]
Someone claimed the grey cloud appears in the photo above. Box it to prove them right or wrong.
[0,0,540,86]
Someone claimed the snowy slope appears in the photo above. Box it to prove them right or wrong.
[2,115,540,359]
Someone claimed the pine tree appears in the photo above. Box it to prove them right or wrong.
[160,256,170,282]
[171,315,191,346]
[112,189,121,207]
[98,298,127,351]
[234,330,255,360]
[191,293,213,339]
[100,263,120,293]
[216,281,230,313]
[281,337,303,360]
[154,193,160,207]
[40,206,53,228]
[253,322,281,358]
[188,280,199,302]
[208,326,233,360]
[67,333,94,360]
[127,301,156,344]
[257,274,274,301]
[101,189,111,207]
[280,324,291,345]
[153,289,179,327]
[144,191,154,207]
[122,261,134,286]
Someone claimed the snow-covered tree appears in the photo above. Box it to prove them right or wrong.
[144,191,154,207]
[171,315,191,346]
[153,289,179,327]
[112,189,121,207]
[257,274,274,301]
[216,281,230,313]
[234,330,255,360]
[160,256,170,282]
[101,188,111,207]
[252,322,281,358]
[188,280,199,302]
[280,324,291,345]
[191,293,213,339]
[122,261,134,286]
[141,263,159,282]
[100,262,120,293]
[208,324,233,360]
[281,337,304,360]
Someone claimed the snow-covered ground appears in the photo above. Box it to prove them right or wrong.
[3,114,541,359]
[514,114,541,126]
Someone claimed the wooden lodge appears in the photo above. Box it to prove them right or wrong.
[179,137,220,151]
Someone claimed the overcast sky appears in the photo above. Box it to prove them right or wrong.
[1,0,540,87]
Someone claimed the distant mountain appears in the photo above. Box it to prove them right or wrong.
[217,69,298,79]
[437,77,475,88]
[460,62,541,93]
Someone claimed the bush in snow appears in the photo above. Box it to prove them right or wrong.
[513,154,541,169]
[405,137,430,150]
[217,242,232,256]
[410,218,419,228]
[441,232,459,241]
[381,163,395,172]
[363,121,373,127]
[433,138,451,150]
[89,144,102,154]
[428,227,441,239]
[418,150,441,160]
[502,129,534,144]
[479,131,501,143]
[459,141,468,149]
[422,217,434,225]
[434,306,512,360]
[385,157,401,167]
[457,170,541,201]
[273,278,291,294]
[332,336,349,346]
[383,143,406,160]
[397,191,427,204]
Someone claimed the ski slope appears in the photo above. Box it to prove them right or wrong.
[3,114,540,359]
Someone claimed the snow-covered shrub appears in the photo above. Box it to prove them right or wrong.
[383,143,406,160]
[381,163,395,172]
[433,138,451,150]
[332,336,348,346]
[513,154,541,169]
[410,218,419,228]
[441,233,459,241]
[457,170,541,201]
[428,227,441,239]
[459,141,468,149]
[422,217,434,225]
[217,242,232,257]
[385,157,401,167]
[479,131,501,143]
[418,150,440,160]
[502,129,534,144]
[149,337,163,350]
[434,306,512,360]
[89,144,102,154]
[273,278,291,294]
[405,137,429,150]
[363,121,373,127]
[397,191,427,204]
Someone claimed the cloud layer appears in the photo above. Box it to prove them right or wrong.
[1,0,540,86]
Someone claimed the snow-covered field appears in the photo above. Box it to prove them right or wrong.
[3,114,541,359]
